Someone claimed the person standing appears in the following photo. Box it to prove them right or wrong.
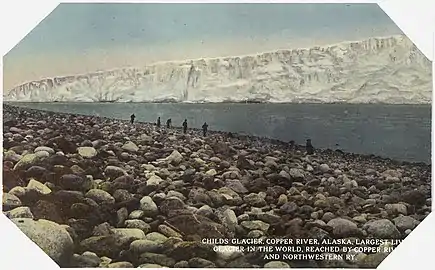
[156,117,161,128]
[166,118,172,128]
[182,119,188,134]
[130,114,136,124]
[202,122,208,137]
[306,139,314,155]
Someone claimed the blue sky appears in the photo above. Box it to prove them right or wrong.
[4,3,402,89]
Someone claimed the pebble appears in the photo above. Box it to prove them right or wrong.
[77,146,98,158]
[144,232,168,244]
[85,189,115,204]
[140,196,158,216]
[27,179,52,195]
[363,219,401,238]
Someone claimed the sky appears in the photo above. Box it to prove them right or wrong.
[3,3,403,90]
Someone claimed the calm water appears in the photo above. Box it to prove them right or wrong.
[7,102,432,163]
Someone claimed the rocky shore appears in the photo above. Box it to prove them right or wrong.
[2,104,431,268]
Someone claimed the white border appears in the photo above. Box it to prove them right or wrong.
[0,1,433,270]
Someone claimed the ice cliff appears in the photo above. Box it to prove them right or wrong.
[4,34,432,104]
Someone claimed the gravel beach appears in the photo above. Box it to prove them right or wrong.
[2,104,431,268]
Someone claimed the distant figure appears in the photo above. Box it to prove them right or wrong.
[166,118,172,128]
[289,140,295,150]
[202,122,209,137]
[335,143,344,154]
[130,114,136,124]
[156,117,161,128]
[306,139,314,155]
[182,119,188,134]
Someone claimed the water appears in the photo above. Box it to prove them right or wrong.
[8,102,432,163]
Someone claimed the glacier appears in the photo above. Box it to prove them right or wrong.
[4,34,433,104]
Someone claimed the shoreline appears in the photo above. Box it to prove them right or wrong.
[2,103,432,268]
[4,101,433,106]
[3,103,431,167]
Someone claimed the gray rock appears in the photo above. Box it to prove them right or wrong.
[85,189,115,204]
[264,261,291,268]
[241,220,270,232]
[205,169,217,176]
[99,256,113,267]
[122,141,139,152]
[319,164,330,173]
[167,190,186,201]
[279,170,291,180]
[125,219,151,233]
[158,224,183,238]
[280,202,298,214]
[247,230,265,238]
[11,218,74,267]
[4,150,22,162]
[108,261,134,268]
[166,150,183,165]
[70,253,101,267]
[173,261,190,268]
[77,147,97,158]
[13,154,41,170]
[129,210,145,219]
[189,257,216,267]
[111,228,146,242]
[9,186,27,198]
[322,212,335,223]
[104,166,127,178]
[327,218,360,237]
[144,232,168,244]
[147,175,163,187]
[140,196,158,216]
[26,179,52,195]
[130,239,162,254]
[138,134,154,143]
[258,213,281,224]
[59,174,92,191]
[225,180,248,194]
[7,206,34,219]
[277,194,288,205]
[393,216,420,231]
[3,193,22,210]
[222,208,238,230]
[139,252,176,267]
[385,203,407,215]
[35,150,50,159]
[363,219,401,238]
[237,213,249,222]
[243,193,267,207]
[289,168,305,180]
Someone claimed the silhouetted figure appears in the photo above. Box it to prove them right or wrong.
[182,119,188,134]
[306,139,314,155]
[202,122,209,137]
[335,143,344,154]
[166,119,172,128]
[130,114,136,124]
[156,117,161,128]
